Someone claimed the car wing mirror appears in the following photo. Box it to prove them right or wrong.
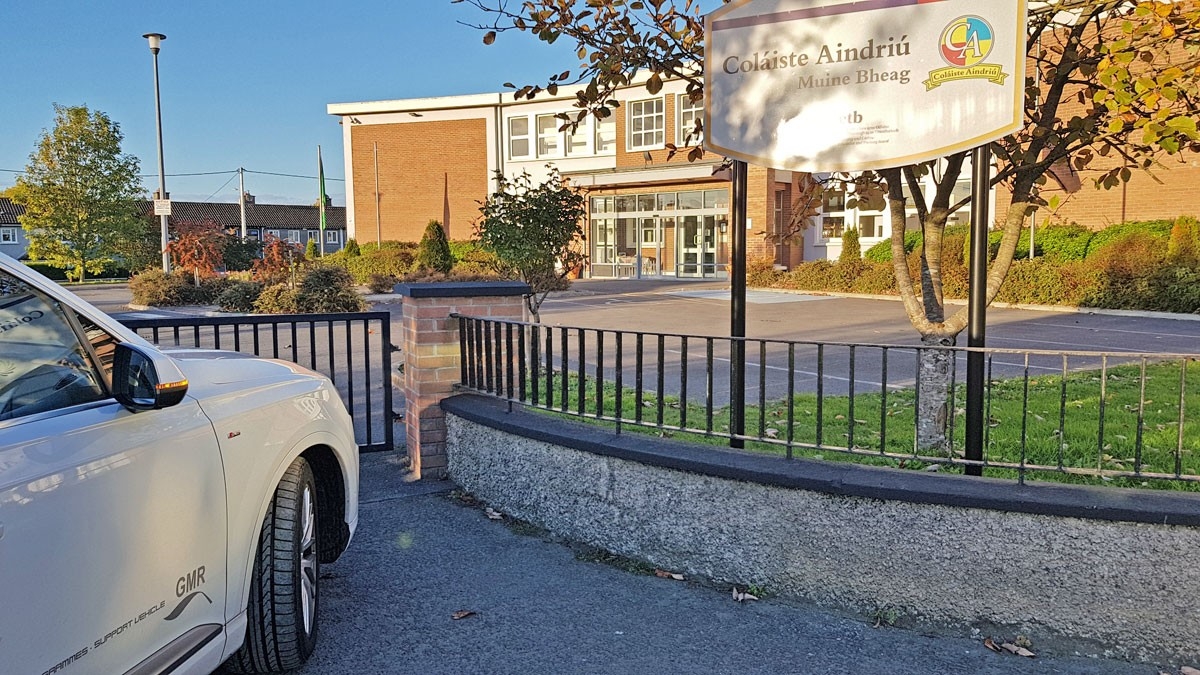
[113,343,189,412]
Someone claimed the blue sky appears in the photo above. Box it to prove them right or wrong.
[3,1,681,205]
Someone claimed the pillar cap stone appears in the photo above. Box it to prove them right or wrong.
[393,281,531,298]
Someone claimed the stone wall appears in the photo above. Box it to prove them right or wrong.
[444,394,1200,664]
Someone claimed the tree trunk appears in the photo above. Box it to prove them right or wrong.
[916,333,956,455]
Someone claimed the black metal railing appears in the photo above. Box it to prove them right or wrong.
[121,312,395,453]
[454,315,1200,487]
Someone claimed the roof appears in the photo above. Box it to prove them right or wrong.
[0,198,23,225]
[135,200,346,230]
[0,197,343,230]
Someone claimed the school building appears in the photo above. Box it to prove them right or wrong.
[327,77,1198,279]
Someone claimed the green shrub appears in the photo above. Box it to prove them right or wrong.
[863,230,922,262]
[368,273,399,294]
[295,265,366,313]
[838,228,861,264]
[223,236,261,272]
[996,259,1100,306]
[416,220,454,273]
[1034,223,1093,261]
[215,280,263,312]
[849,262,897,295]
[329,244,418,284]
[1085,219,1174,257]
[305,238,319,259]
[345,238,361,257]
[130,269,185,306]
[22,262,69,281]
[254,284,300,314]
[1167,216,1200,267]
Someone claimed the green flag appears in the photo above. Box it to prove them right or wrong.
[317,145,327,256]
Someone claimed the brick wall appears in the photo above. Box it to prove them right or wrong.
[350,120,490,243]
[398,286,527,479]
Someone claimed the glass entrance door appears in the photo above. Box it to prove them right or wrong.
[676,215,718,277]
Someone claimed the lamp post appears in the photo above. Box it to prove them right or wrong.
[143,32,170,273]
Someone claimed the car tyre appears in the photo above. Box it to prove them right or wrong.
[226,457,320,673]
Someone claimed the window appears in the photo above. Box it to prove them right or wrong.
[859,215,881,238]
[677,94,704,145]
[266,229,281,239]
[0,271,107,421]
[774,190,789,234]
[286,231,301,244]
[306,230,319,242]
[565,127,588,156]
[678,191,704,210]
[0,228,16,244]
[536,114,560,157]
[822,189,847,212]
[325,230,340,243]
[821,217,845,239]
[628,98,664,150]
[508,117,530,159]
[595,115,616,153]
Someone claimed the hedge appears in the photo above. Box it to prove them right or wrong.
[754,216,1200,314]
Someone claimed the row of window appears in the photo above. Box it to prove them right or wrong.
[591,189,728,215]
[507,94,704,160]
[252,229,341,245]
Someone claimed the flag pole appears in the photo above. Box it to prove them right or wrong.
[318,145,327,257]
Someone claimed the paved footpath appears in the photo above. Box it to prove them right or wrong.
[275,452,1173,675]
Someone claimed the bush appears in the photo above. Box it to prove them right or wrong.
[130,269,185,306]
[863,230,922,262]
[344,238,361,257]
[216,280,263,312]
[747,256,782,287]
[448,240,503,275]
[1167,216,1200,267]
[416,220,454,273]
[223,236,261,272]
[295,265,366,313]
[1085,219,1174,257]
[22,262,69,281]
[838,228,861,264]
[305,238,319,259]
[1035,223,1093,261]
[368,273,399,294]
[849,262,897,295]
[324,242,419,284]
[254,284,300,314]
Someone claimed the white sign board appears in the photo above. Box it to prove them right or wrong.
[153,199,172,216]
[704,0,1027,172]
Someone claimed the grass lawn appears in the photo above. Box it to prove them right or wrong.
[511,359,1200,490]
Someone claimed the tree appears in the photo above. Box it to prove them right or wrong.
[462,0,1200,451]
[305,238,319,259]
[12,104,144,281]
[254,235,303,286]
[476,167,586,321]
[166,219,226,286]
[416,220,454,274]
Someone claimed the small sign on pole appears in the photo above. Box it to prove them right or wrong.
[153,199,172,217]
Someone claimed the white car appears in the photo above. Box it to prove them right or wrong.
[0,253,359,675]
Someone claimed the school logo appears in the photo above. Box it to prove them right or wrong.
[924,16,1009,90]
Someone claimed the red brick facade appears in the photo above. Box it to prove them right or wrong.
[349,119,490,243]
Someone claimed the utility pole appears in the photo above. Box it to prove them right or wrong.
[238,167,247,239]
[143,32,170,273]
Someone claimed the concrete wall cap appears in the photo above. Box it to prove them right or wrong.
[394,281,531,298]
[442,394,1200,527]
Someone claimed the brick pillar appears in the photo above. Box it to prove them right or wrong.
[395,281,529,479]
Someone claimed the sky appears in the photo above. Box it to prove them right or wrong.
[2,0,707,206]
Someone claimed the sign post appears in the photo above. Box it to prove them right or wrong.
[705,0,1026,462]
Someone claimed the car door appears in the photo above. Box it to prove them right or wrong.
[0,271,227,675]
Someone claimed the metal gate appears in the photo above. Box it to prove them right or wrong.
[120,312,395,453]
